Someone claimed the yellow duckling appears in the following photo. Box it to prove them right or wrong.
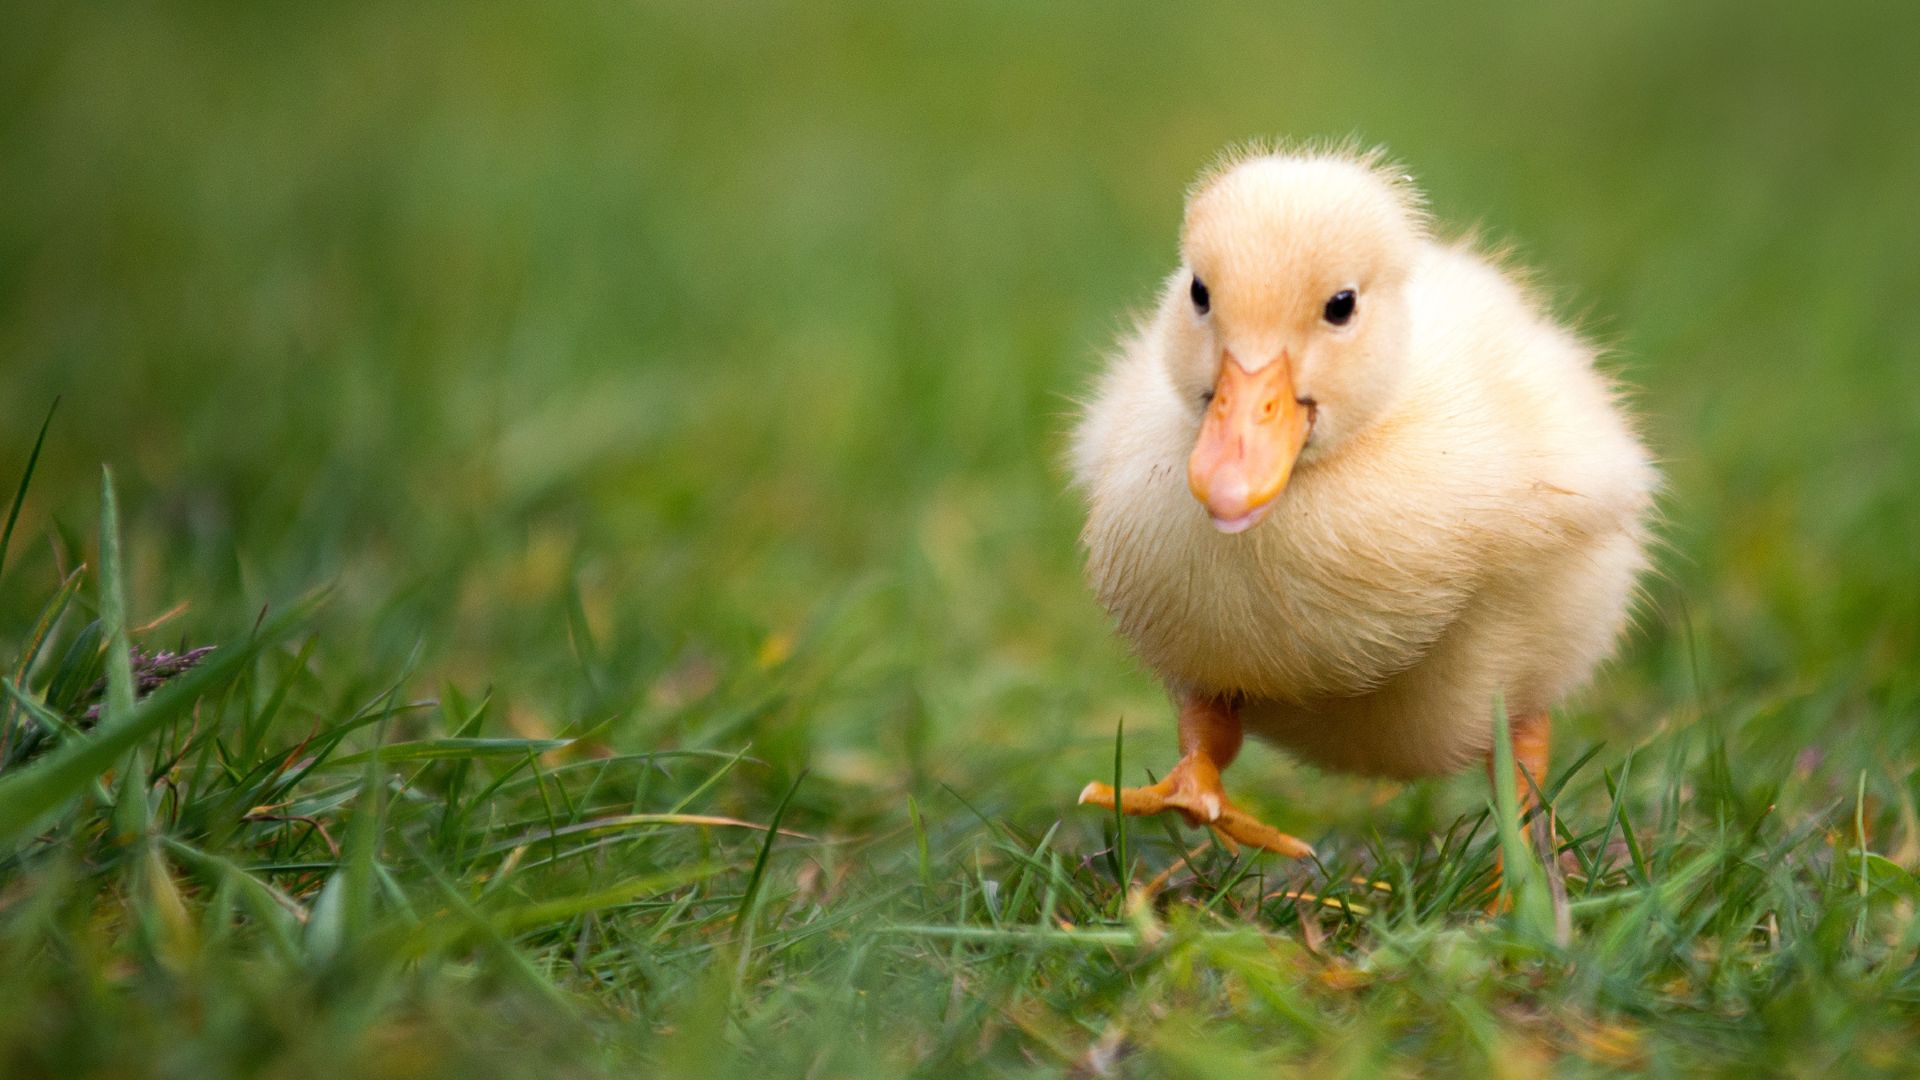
[1073,145,1656,856]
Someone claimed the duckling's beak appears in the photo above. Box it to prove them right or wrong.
[1188,352,1312,534]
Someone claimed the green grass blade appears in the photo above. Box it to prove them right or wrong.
[1490,696,1554,940]
[341,682,403,942]
[328,736,575,766]
[409,851,575,1011]
[736,768,807,925]
[1,678,112,804]
[908,793,932,896]
[733,767,807,979]
[7,565,84,699]
[0,397,57,582]
[476,864,726,938]
[2,679,86,743]
[98,468,148,840]
[0,590,326,847]
[96,468,135,727]
[240,633,316,763]
[1110,718,1129,891]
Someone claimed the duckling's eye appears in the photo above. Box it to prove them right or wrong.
[1190,276,1210,315]
[1323,289,1357,326]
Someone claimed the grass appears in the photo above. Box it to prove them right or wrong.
[2,1,1919,1075]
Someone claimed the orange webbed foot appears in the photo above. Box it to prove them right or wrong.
[1079,751,1314,859]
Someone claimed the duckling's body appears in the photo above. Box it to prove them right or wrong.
[1072,147,1654,851]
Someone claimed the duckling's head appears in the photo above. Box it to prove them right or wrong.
[1171,149,1427,532]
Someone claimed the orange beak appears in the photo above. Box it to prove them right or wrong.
[1187,353,1312,533]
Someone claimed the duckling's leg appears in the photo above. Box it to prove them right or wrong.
[1486,711,1552,905]
[1078,694,1314,858]
[1503,711,1551,818]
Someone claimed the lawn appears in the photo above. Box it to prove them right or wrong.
[2,2,1918,1075]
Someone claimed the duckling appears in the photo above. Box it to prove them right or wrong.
[1073,146,1656,857]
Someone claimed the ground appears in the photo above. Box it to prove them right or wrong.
[1,2,1919,1076]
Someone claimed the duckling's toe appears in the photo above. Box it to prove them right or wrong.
[1209,805,1315,859]
[1078,752,1311,859]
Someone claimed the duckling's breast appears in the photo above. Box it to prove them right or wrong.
[1082,450,1475,702]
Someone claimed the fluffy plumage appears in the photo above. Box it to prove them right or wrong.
[1071,147,1656,781]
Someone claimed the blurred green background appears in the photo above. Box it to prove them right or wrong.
[6,0,1916,768]
[2,1,1919,1071]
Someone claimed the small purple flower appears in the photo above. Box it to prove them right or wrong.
[82,645,216,722]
